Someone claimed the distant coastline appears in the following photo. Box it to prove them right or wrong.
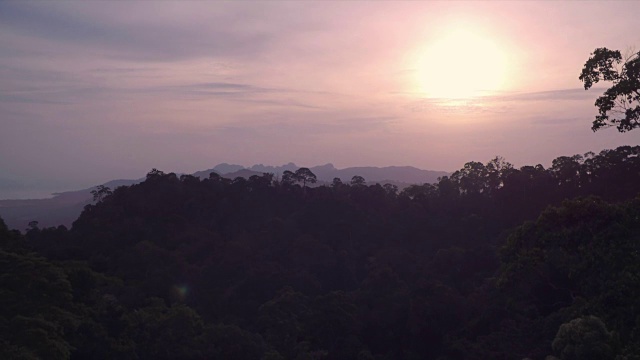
[0,190,59,201]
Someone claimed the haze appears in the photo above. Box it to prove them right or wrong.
[1,1,638,198]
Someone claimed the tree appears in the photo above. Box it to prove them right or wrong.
[294,168,317,188]
[145,168,166,182]
[0,248,78,360]
[90,185,112,203]
[122,298,212,359]
[27,220,39,232]
[350,175,366,186]
[248,173,274,190]
[579,47,640,132]
[485,156,513,193]
[552,316,615,360]
[281,171,296,186]
[450,161,487,195]
[383,183,398,196]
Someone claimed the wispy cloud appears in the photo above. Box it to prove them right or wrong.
[152,82,331,109]
[172,82,275,95]
[0,93,70,105]
[529,117,583,126]
[247,115,396,136]
[0,2,297,62]
[487,87,602,102]
[224,98,324,110]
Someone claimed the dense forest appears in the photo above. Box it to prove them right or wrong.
[2,145,640,360]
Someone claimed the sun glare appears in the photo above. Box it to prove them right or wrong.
[417,28,508,99]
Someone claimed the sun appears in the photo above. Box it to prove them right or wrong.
[416,28,508,99]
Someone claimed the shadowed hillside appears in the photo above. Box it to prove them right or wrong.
[3,145,639,359]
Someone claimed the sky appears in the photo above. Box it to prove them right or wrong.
[1,1,639,198]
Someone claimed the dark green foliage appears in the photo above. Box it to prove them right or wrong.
[552,316,614,360]
[496,196,640,359]
[2,145,640,359]
[0,232,77,359]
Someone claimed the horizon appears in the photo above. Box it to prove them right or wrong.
[0,145,632,200]
[1,1,639,198]
[1,160,451,200]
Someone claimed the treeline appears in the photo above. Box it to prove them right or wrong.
[2,145,640,359]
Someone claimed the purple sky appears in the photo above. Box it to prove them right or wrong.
[1,1,639,198]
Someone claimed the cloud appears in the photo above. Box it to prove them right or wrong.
[0,93,70,105]
[403,97,510,116]
[488,87,602,102]
[400,87,605,120]
[150,82,329,109]
[1,0,637,196]
[529,117,583,126]
[225,98,324,110]
[172,82,274,96]
[250,115,395,136]
[0,2,299,62]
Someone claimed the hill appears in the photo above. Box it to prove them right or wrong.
[0,164,448,230]
[6,145,640,359]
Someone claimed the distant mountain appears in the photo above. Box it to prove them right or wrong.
[196,162,298,177]
[249,162,298,174]
[213,163,245,174]
[0,164,449,231]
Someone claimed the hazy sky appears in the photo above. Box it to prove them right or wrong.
[1,1,639,197]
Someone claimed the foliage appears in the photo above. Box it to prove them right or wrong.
[552,316,615,360]
[294,168,318,188]
[2,145,640,359]
[0,232,78,359]
[91,185,113,203]
[580,48,640,132]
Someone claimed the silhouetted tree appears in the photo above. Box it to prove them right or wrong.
[579,47,640,132]
[281,170,296,186]
[90,185,112,203]
[350,175,366,186]
[383,183,398,196]
[294,168,317,188]
[146,168,165,180]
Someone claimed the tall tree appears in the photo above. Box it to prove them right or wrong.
[579,47,640,132]
[294,168,317,188]
[281,170,296,186]
[90,185,112,203]
[350,175,366,186]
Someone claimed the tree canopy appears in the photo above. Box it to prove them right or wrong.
[2,145,640,359]
[579,47,640,132]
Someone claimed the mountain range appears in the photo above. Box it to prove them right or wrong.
[0,163,448,231]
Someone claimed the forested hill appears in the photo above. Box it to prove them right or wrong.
[0,163,446,231]
[2,145,640,359]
